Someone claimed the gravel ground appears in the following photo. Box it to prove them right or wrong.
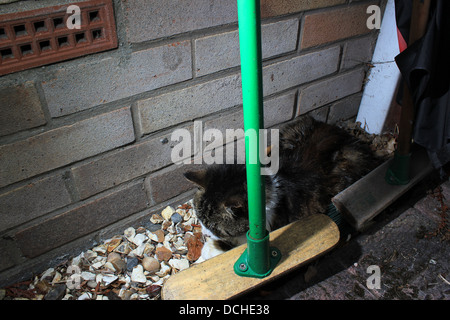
[0,201,205,300]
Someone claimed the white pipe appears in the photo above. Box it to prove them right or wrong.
[356,0,400,134]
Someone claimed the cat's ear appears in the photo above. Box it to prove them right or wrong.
[184,170,209,189]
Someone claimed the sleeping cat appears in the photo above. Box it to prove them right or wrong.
[184,115,380,261]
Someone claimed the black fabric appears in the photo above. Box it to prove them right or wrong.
[394,0,450,169]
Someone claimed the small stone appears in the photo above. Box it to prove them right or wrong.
[186,232,204,261]
[84,250,97,261]
[106,290,121,300]
[185,216,197,226]
[184,232,194,242]
[167,223,176,234]
[175,208,185,217]
[149,229,165,243]
[136,226,147,234]
[131,265,147,283]
[161,206,175,221]
[146,221,162,232]
[183,210,193,221]
[107,252,125,272]
[78,292,92,300]
[149,274,160,282]
[51,271,62,284]
[40,267,55,281]
[131,233,148,246]
[44,284,66,300]
[155,246,172,262]
[119,288,133,300]
[155,261,171,277]
[164,232,175,243]
[126,256,139,271]
[34,280,51,294]
[92,244,107,254]
[91,260,106,269]
[124,274,132,287]
[131,243,146,257]
[181,222,193,232]
[162,220,172,230]
[114,242,132,255]
[92,255,107,263]
[192,224,202,234]
[148,231,158,242]
[168,258,190,271]
[103,275,118,286]
[0,289,5,300]
[104,262,116,272]
[71,253,83,267]
[146,285,162,298]
[130,293,140,300]
[107,237,122,253]
[124,227,136,241]
[152,277,166,286]
[107,252,121,262]
[143,242,155,256]
[142,256,160,273]
[175,223,183,234]
[171,213,183,224]
[96,274,103,284]
[81,271,96,281]
[173,238,188,254]
[150,213,164,224]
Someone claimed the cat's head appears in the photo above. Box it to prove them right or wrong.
[184,165,250,244]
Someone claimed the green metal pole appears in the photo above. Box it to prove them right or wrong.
[233,0,281,278]
[237,0,265,241]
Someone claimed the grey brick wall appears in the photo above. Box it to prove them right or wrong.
[0,82,46,136]
[0,107,135,188]
[41,42,193,117]
[0,0,381,285]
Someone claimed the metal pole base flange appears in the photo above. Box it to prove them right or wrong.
[234,232,281,278]
[385,152,411,185]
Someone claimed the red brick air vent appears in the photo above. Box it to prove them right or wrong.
[0,0,117,76]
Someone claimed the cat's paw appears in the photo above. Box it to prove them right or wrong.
[196,237,226,262]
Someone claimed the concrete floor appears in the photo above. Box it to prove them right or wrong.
[245,173,450,300]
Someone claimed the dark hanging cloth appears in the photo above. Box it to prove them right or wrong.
[394,0,450,171]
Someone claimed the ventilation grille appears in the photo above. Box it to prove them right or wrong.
[0,0,117,76]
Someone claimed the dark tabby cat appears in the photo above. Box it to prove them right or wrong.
[185,115,380,261]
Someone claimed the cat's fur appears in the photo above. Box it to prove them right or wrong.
[185,115,380,260]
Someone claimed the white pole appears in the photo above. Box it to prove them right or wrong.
[356,0,400,134]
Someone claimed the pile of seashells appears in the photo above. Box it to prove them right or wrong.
[2,200,204,300]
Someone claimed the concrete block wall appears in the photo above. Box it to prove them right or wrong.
[0,0,382,285]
